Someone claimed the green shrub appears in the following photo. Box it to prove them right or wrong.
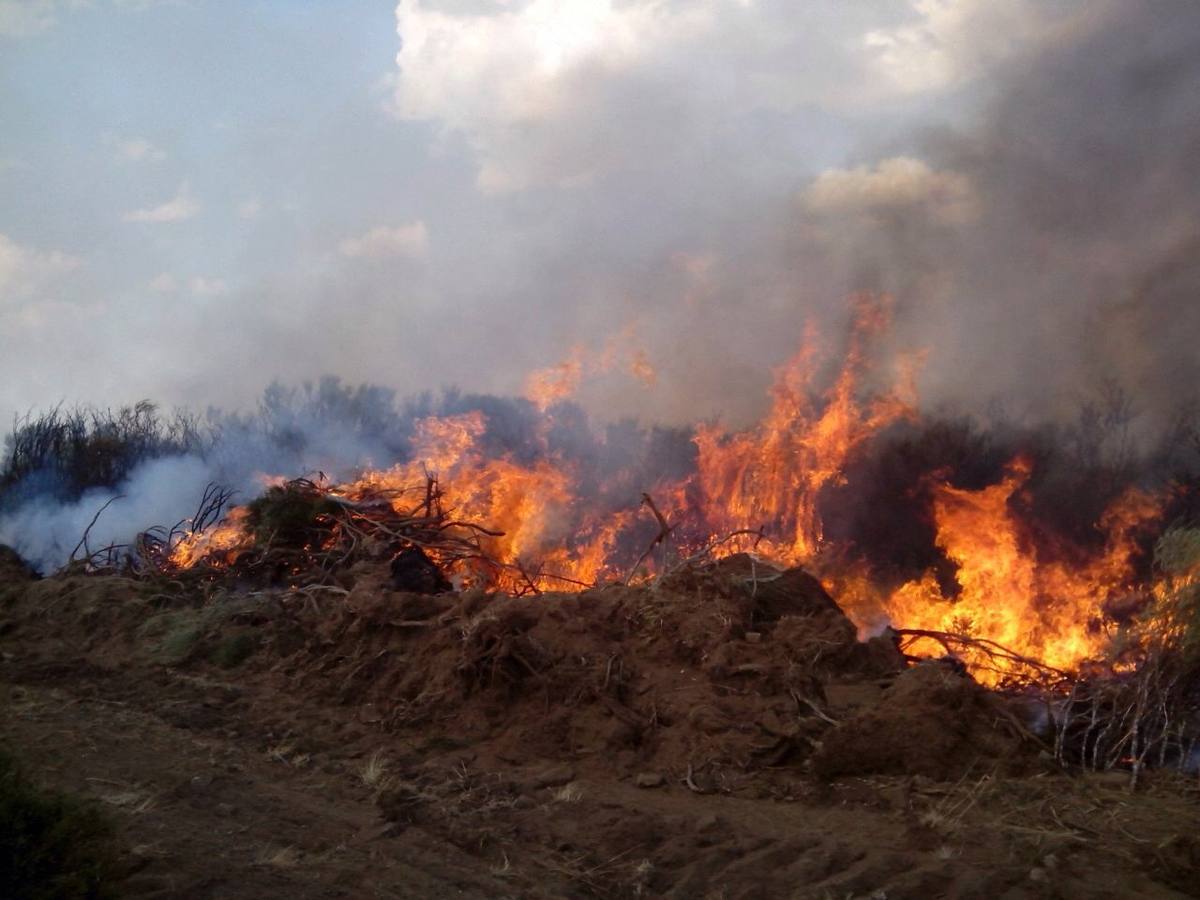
[1150,527,1200,657]
[138,610,206,665]
[0,747,120,899]
[1,401,206,506]
[245,483,339,547]
[210,632,257,669]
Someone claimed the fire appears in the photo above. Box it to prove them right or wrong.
[351,408,624,589]
[628,348,657,387]
[163,292,1176,681]
[689,295,916,561]
[523,325,657,410]
[170,507,252,568]
[879,461,1161,680]
[524,348,585,411]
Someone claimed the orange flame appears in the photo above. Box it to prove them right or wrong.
[166,292,1174,680]
[877,461,1161,680]
[690,295,916,561]
[524,348,585,411]
[524,325,657,411]
[170,507,252,568]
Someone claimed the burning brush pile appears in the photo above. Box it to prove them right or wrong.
[124,476,513,593]
[9,295,1200,783]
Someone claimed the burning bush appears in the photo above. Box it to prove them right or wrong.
[12,292,1200,779]
[145,476,508,592]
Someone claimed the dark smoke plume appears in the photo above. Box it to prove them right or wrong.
[877,1,1200,427]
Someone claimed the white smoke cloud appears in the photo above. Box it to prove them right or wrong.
[0,379,429,572]
[863,0,1084,94]
[0,455,217,573]
[394,1,893,192]
[393,1,1087,193]
[804,157,979,225]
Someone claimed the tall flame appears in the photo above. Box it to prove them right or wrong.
[879,461,1161,679]
[166,292,1174,680]
[689,295,916,561]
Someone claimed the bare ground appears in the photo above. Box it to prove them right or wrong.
[2,558,1199,899]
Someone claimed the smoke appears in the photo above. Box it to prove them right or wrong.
[881,0,1200,427]
[0,377,699,572]
[5,2,1193,438]
[667,0,1200,431]
[377,0,1200,432]
[0,379,414,571]
[4,1,1200,570]
[0,455,217,573]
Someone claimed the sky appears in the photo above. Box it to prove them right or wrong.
[2,0,1198,438]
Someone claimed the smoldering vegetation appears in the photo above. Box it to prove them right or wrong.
[0,378,694,573]
[2,371,1198,583]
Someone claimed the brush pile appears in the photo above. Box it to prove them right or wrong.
[56,477,1200,786]
[75,476,508,591]
[889,605,1200,783]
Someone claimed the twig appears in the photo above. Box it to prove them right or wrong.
[70,495,123,563]
[624,493,675,585]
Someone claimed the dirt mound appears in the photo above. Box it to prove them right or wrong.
[0,555,1039,787]
[0,554,1043,787]
[270,555,905,781]
[4,560,1199,898]
[812,661,1040,780]
[0,544,38,583]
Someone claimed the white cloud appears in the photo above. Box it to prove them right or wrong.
[188,276,227,296]
[236,197,262,219]
[804,157,979,225]
[123,182,199,223]
[0,233,79,301]
[393,0,1095,193]
[148,272,227,296]
[0,0,57,37]
[108,135,166,163]
[338,221,428,260]
[394,0,733,191]
[864,0,1085,94]
[148,272,177,292]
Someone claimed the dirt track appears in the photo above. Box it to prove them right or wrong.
[3,560,1199,898]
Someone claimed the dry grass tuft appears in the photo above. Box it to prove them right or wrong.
[256,845,301,868]
[99,789,156,815]
[552,782,585,803]
[359,750,391,790]
[918,772,995,836]
[266,743,311,768]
